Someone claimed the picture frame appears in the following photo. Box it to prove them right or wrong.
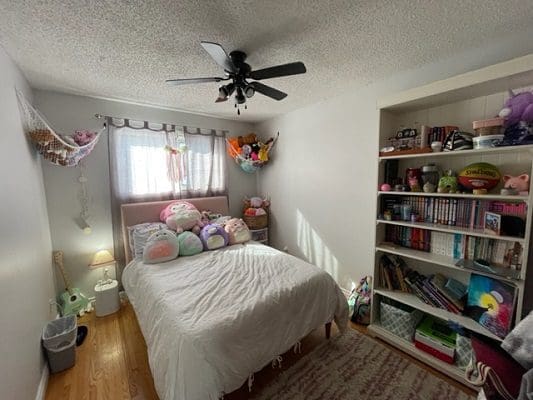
[484,211,501,236]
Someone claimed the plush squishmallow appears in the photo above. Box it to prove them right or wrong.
[224,218,251,245]
[160,201,204,234]
[177,231,203,256]
[199,224,228,251]
[143,230,179,264]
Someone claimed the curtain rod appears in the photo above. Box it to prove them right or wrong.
[94,113,228,136]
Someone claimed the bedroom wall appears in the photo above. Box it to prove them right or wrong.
[254,31,533,302]
[34,90,256,297]
[0,47,56,400]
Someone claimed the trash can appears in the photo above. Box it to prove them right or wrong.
[42,315,77,373]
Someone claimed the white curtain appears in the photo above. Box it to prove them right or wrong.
[107,118,228,273]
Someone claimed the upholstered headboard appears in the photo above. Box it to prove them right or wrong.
[121,196,230,264]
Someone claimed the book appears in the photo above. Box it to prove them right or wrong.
[466,274,517,339]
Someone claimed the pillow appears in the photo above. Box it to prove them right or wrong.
[224,218,251,245]
[143,230,179,264]
[199,223,228,250]
[160,201,203,234]
[177,231,203,256]
[128,222,168,259]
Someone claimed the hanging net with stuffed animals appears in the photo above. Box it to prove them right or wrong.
[16,91,102,167]
[226,132,279,173]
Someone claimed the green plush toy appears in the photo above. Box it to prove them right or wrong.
[177,231,203,256]
[438,170,458,193]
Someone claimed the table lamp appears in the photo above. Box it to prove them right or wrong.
[89,249,116,284]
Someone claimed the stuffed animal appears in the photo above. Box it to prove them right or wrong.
[224,218,251,245]
[258,142,269,162]
[499,90,533,127]
[176,231,203,256]
[237,133,257,147]
[245,196,270,209]
[73,130,97,146]
[503,174,530,195]
[143,230,179,264]
[241,144,252,158]
[199,224,229,250]
[438,170,458,193]
[160,201,204,234]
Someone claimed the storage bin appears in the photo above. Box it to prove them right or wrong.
[42,315,77,373]
[243,214,268,229]
[380,300,423,341]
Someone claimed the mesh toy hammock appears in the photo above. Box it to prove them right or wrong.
[17,91,102,167]
[226,132,279,174]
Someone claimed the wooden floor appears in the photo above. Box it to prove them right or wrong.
[46,302,475,399]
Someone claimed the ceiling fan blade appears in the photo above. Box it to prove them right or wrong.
[249,62,306,80]
[249,82,287,101]
[200,41,237,73]
[165,77,228,86]
[215,96,228,103]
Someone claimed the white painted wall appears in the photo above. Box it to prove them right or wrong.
[0,48,56,400]
[34,90,256,297]
[254,34,533,295]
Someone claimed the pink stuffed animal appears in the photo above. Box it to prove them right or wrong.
[73,130,97,146]
[160,201,204,234]
[499,90,533,127]
[224,218,251,245]
[503,174,530,195]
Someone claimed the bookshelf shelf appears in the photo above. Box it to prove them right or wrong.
[378,144,533,161]
[369,56,533,386]
[377,219,525,243]
[375,243,523,284]
[367,324,478,390]
[377,191,529,202]
[375,288,502,341]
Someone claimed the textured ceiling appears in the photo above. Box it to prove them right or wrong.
[0,0,532,122]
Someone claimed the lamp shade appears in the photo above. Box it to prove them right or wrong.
[89,250,115,269]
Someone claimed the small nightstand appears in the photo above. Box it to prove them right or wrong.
[250,228,269,245]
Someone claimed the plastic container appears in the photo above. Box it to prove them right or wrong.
[42,315,77,373]
[473,134,504,149]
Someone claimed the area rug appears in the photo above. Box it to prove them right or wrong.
[252,329,475,400]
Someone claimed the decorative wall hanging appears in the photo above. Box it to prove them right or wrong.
[16,91,102,166]
[226,132,278,173]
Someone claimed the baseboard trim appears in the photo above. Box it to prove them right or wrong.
[35,364,49,400]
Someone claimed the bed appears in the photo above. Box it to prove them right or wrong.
[121,196,349,400]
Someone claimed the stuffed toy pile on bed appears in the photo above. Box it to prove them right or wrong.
[142,200,253,264]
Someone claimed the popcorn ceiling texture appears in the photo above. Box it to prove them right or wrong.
[0,0,532,122]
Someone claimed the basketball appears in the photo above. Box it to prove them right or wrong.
[458,162,501,190]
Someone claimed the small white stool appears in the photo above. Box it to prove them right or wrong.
[94,279,120,317]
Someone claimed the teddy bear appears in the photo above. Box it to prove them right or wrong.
[502,174,530,195]
[237,133,258,147]
[160,201,204,234]
[224,218,251,245]
[499,90,533,127]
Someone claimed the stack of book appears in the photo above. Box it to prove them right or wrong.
[415,316,457,364]
[381,196,526,230]
[378,255,467,314]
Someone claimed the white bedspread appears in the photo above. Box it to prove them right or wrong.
[122,242,348,400]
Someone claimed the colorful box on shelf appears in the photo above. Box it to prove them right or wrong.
[414,316,457,364]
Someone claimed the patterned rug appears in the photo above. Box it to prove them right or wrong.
[252,329,474,400]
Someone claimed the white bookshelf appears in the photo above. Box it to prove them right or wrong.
[369,55,533,388]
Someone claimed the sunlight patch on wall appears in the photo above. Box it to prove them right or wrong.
[296,209,339,280]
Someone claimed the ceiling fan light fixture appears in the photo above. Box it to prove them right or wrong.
[235,88,246,104]
[244,86,255,98]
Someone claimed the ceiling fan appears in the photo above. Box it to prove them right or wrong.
[166,41,307,115]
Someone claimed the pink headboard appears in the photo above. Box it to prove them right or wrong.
[121,196,229,264]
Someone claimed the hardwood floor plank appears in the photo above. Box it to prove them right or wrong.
[45,303,475,400]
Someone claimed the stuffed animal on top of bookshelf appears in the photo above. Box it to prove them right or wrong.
[499,90,533,127]
[437,170,458,193]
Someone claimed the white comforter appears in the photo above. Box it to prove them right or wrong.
[122,242,348,400]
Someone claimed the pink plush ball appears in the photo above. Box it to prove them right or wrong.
[380,183,392,191]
